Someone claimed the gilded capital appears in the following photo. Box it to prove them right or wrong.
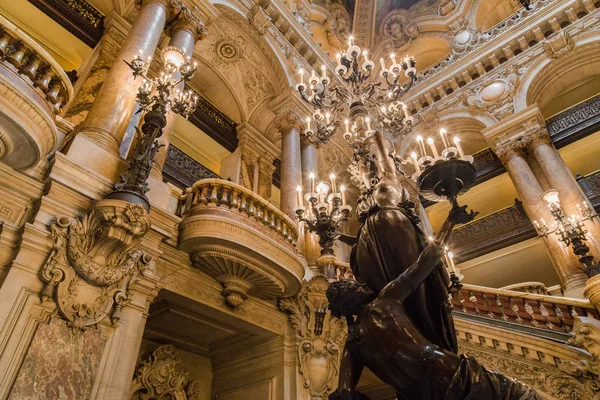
[494,140,527,165]
[525,125,552,151]
[276,109,305,136]
[169,4,208,40]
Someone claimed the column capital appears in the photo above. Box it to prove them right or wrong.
[495,140,527,165]
[482,103,547,153]
[237,122,280,160]
[166,3,209,40]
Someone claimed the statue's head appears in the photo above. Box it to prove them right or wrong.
[327,279,375,318]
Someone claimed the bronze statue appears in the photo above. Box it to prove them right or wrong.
[330,131,540,399]
[327,239,541,400]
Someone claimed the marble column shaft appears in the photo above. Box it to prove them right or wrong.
[151,20,203,180]
[76,0,170,154]
[301,139,320,267]
[280,127,303,219]
[501,147,586,293]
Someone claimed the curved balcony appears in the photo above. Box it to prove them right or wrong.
[179,179,305,308]
[0,15,73,170]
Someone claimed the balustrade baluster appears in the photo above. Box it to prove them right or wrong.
[239,194,248,214]
[537,300,553,330]
[230,190,240,209]
[208,183,219,204]
[198,184,209,205]
[523,299,538,326]
[219,186,231,206]
[22,55,41,80]
[495,294,509,321]
[509,296,524,323]
[247,199,256,217]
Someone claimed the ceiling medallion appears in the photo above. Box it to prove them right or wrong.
[216,40,240,62]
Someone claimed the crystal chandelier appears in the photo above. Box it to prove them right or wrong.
[295,36,417,147]
[295,173,352,256]
[534,189,599,277]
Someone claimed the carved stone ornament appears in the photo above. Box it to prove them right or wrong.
[463,65,520,120]
[130,344,202,400]
[543,31,575,59]
[329,5,351,45]
[248,4,272,36]
[279,275,347,399]
[381,12,418,49]
[40,199,153,331]
[566,316,600,377]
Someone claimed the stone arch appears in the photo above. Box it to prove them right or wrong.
[515,32,600,117]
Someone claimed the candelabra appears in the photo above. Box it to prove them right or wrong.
[534,189,600,277]
[295,174,352,256]
[295,36,416,147]
[107,51,199,211]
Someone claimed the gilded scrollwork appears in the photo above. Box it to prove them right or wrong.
[40,199,153,331]
[280,275,347,398]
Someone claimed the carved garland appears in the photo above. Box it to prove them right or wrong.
[40,200,152,331]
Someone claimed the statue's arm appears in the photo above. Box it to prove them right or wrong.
[379,243,444,302]
[335,341,364,399]
[336,233,358,247]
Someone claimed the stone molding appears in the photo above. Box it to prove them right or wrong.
[39,199,155,331]
[279,275,346,398]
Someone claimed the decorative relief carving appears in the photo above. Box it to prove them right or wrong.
[567,317,600,377]
[381,12,418,49]
[248,4,272,35]
[329,5,351,45]
[460,344,600,400]
[130,344,202,400]
[280,275,347,399]
[40,199,153,331]
[543,31,575,59]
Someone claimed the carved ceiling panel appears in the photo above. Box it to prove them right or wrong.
[193,12,280,122]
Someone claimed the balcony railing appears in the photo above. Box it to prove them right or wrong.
[180,179,298,245]
[0,15,73,169]
[28,0,104,48]
[178,179,304,307]
[163,145,219,190]
[451,284,600,339]
[450,199,536,263]
[577,169,600,212]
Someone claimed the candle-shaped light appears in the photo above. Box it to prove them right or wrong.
[380,58,386,71]
[447,251,458,273]
[427,138,439,158]
[366,117,372,131]
[336,53,342,66]
[309,172,315,193]
[411,152,421,173]
[321,64,327,78]
[363,50,370,62]
[402,103,409,119]
[306,117,312,131]
[390,53,396,65]
[344,119,350,134]
[454,136,465,158]
[299,69,305,84]
[296,185,303,208]
[330,173,337,194]
[439,128,449,149]
[311,69,317,81]
[348,36,354,47]
[326,112,332,124]
[340,185,347,205]
[416,135,427,157]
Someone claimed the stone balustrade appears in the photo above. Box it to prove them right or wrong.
[178,179,305,308]
[0,16,73,113]
[451,283,600,336]
[181,179,298,245]
[0,14,73,170]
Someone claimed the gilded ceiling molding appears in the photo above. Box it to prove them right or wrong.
[130,344,203,400]
[279,275,347,399]
[39,199,155,331]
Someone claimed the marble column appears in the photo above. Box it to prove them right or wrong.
[529,131,600,252]
[67,0,171,180]
[280,125,303,219]
[498,145,586,296]
[147,11,206,208]
[301,138,320,267]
